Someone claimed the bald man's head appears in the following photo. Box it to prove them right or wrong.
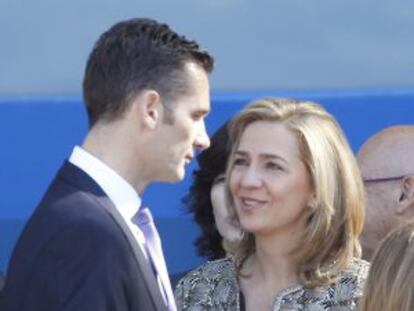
[358,126,414,179]
[357,125,414,260]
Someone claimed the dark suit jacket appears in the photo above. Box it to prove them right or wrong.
[2,161,167,311]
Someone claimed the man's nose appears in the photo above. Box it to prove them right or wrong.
[194,121,210,150]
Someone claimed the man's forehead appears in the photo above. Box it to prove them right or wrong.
[358,130,414,177]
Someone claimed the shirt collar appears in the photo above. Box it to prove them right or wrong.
[69,146,141,221]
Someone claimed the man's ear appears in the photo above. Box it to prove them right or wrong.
[396,175,414,216]
[136,90,162,130]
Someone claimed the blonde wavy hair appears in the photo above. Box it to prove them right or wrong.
[225,98,365,287]
[359,221,414,311]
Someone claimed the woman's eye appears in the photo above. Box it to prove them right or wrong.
[233,158,248,166]
[266,162,282,170]
[213,174,226,184]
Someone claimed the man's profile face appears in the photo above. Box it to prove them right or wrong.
[151,62,211,182]
[358,147,401,260]
[360,179,399,260]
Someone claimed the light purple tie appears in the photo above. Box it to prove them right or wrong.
[134,207,177,311]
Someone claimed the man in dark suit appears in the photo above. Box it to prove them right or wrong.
[2,18,213,311]
[0,270,4,291]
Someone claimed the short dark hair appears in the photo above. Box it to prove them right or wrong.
[83,18,214,126]
[183,122,231,260]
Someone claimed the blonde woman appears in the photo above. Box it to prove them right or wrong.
[175,98,369,310]
[359,221,414,311]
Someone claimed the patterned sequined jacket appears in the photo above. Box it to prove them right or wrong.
[175,257,369,311]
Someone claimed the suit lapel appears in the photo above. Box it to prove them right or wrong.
[58,161,168,311]
[98,195,167,311]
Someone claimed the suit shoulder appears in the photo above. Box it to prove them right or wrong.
[34,174,118,232]
[12,183,127,268]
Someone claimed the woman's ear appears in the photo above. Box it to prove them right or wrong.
[308,192,318,211]
[396,175,414,216]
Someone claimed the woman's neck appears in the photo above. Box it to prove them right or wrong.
[239,239,301,311]
[242,230,303,292]
[249,249,298,291]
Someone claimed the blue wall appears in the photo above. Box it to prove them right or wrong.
[1,89,414,274]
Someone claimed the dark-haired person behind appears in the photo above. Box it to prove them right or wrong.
[184,122,243,260]
[171,123,243,287]
[2,18,214,311]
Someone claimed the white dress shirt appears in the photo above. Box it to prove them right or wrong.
[69,146,148,258]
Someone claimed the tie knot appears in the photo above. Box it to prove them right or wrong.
[133,207,154,227]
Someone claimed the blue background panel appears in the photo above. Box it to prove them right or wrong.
[1,89,413,274]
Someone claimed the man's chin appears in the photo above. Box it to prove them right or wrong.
[163,168,186,183]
